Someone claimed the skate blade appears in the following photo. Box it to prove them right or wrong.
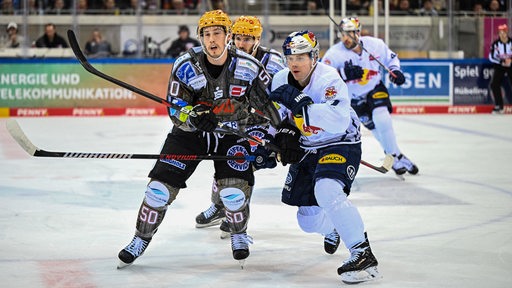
[195,218,225,228]
[238,259,246,269]
[220,231,230,239]
[117,260,133,269]
[395,173,405,181]
[340,266,381,284]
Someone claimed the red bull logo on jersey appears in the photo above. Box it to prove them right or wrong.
[324,86,337,100]
[319,154,347,164]
[293,116,323,136]
[357,69,379,85]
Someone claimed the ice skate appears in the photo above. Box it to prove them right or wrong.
[492,106,504,114]
[324,229,340,254]
[117,235,151,269]
[231,232,253,268]
[337,240,381,284]
[219,219,230,239]
[392,153,419,176]
[195,203,225,228]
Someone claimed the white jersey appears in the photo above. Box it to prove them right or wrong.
[322,36,401,101]
[271,62,361,149]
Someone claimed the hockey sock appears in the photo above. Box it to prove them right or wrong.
[372,106,400,155]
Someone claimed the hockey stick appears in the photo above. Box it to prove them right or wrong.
[67,29,280,152]
[319,1,396,77]
[6,119,255,161]
[361,155,394,174]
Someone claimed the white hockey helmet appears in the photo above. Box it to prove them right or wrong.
[339,17,361,33]
[282,30,319,59]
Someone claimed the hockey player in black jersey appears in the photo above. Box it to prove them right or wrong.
[195,15,287,238]
[117,9,281,269]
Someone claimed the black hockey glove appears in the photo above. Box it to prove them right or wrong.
[274,123,304,166]
[389,70,405,85]
[269,84,313,117]
[343,60,364,81]
[189,104,219,132]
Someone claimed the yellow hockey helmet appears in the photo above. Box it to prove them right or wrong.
[197,9,232,36]
[232,16,262,39]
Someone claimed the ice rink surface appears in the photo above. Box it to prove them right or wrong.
[0,115,511,288]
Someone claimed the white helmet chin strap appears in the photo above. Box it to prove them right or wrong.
[251,40,261,57]
[299,58,318,85]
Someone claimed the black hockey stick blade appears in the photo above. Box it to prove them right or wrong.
[360,154,394,174]
[5,119,255,161]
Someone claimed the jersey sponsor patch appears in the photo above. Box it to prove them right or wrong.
[213,86,223,100]
[227,145,251,171]
[176,62,198,83]
[189,75,207,90]
[159,158,186,170]
[323,58,332,65]
[324,86,337,100]
[346,165,356,180]
[372,91,389,99]
[230,85,247,97]
[318,154,347,164]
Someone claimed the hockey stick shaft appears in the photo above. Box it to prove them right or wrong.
[5,119,255,161]
[67,29,281,153]
[319,2,396,77]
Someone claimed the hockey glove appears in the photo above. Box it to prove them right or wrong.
[274,123,304,166]
[189,104,219,132]
[253,144,277,170]
[269,84,313,118]
[343,60,364,81]
[389,70,405,85]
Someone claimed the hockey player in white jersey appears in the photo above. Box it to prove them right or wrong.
[269,30,380,284]
[322,17,419,176]
[195,15,287,237]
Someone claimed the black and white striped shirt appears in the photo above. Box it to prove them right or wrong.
[489,37,512,65]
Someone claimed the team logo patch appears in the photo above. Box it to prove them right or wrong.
[176,62,197,83]
[323,59,332,65]
[324,86,337,99]
[247,130,265,152]
[213,87,223,100]
[318,154,346,164]
[227,145,250,171]
[293,116,322,136]
[372,91,388,99]
[347,165,356,180]
[230,85,247,97]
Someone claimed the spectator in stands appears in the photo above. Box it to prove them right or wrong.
[85,29,113,57]
[1,0,15,14]
[208,0,228,12]
[305,0,325,15]
[102,0,120,14]
[34,23,69,48]
[488,24,512,114]
[431,0,445,12]
[2,22,25,48]
[347,0,370,15]
[166,24,200,58]
[395,0,416,15]
[47,0,67,14]
[76,0,89,14]
[165,0,186,14]
[418,0,438,15]
[473,2,485,16]
[487,0,503,16]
